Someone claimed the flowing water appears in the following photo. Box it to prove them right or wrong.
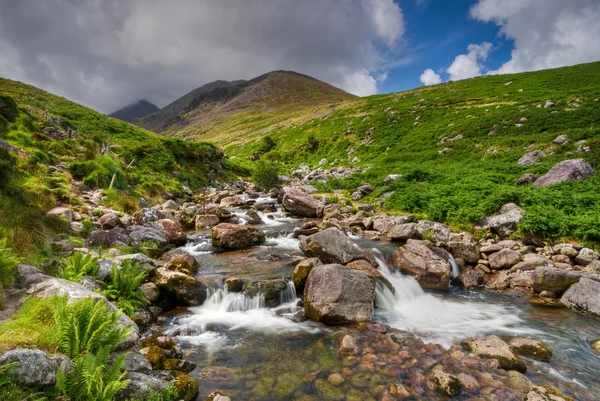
[159,201,600,400]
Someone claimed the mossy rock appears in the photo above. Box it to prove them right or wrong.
[141,334,177,350]
[508,337,553,362]
[171,370,199,401]
[315,378,345,401]
[273,373,303,398]
[346,389,376,401]
[433,370,461,396]
[524,385,575,401]
[251,376,275,397]
[591,339,600,354]
[140,345,165,370]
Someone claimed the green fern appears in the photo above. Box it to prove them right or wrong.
[56,346,129,401]
[101,261,148,317]
[0,362,19,388]
[57,252,99,283]
[53,296,131,359]
[0,230,20,288]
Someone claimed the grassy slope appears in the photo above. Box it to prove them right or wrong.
[228,62,600,243]
[0,77,231,259]
[138,71,357,145]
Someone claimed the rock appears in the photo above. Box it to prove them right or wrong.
[140,345,166,370]
[319,158,328,166]
[574,248,599,266]
[86,227,131,247]
[372,214,414,233]
[120,372,171,400]
[392,243,451,289]
[518,150,544,165]
[510,271,533,287]
[384,174,402,184]
[560,278,600,317]
[128,224,168,246]
[282,187,321,217]
[195,214,220,229]
[0,349,71,386]
[132,208,168,225]
[117,253,157,272]
[416,220,451,244]
[299,228,367,265]
[339,334,359,355]
[544,100,555,108]
[456,269,484,288]
[346,259,395,293]
[508,338,553,361]
[97,212,123,230]
[160,249,199,275]
[97,258,121,281]
[304,264,375,324]
[387,223,418,242]
[488,249,521,270]
[244,279,287,301]
[480,240,518,253]
[457,373,479,392]
[462,335,527,373]
[140,282,160,302]
[447,240,480,264]
[432,370,461,396]
[516,173,537,185]
[327,373,345,386]
[533,159,595,187]
[552,135,568,145]
[292,257,322,294]
[152,267,207,306]
[45,207,73,223]
[485,272,510,290]
[592,339,600,355]
[351,184,373,201]
[532,266,583,294]
[211,223,265,250]
[206,391,231,401]
[119,351,152,373]
[162,200,178,211]
[478,204,524,238]
[224,277,244,293]
[155,219,187,245]
[524,385,575,401]
[511,253,553,272]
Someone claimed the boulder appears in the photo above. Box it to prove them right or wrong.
[516,173,537,185]
[86,227,131,247]
[392,243,451,289]
[456,269,484,288]
[140,282,160,302]
[517,150,544,166]
[574,248,599,266]
[119,372,171,400]
[552,135,568,145]
[206,391,232,401]
[478,204,524,238]
[416,220,451,244]
[244,279,288,301]
[511,253,553,272]
[132,208,168,225]
[304,264,375,324]
[162,200,178,211]
[292,257,322,294]
[282,187,321,217]
[485,272,510,290]
[0,349,71,386]
[155,219,187,245]
[195,214,220,229]
[387,223,418,242]
[532,266,583,294]
[432,370,461,396]
[211,223,265,250]
[447,240,480,264]
[128,224,169,246]
[508,338,552,362]
[524,385,575,401]
[462,335,527,373]
[152,267,207,306]
[160,249,199,275]
[117,253,157,272]
[488,249,521,270]
[351,184,373,201]
[560,278,600,317]
[299,228,367,265]
[45,207,73,223]
[533,159,594,187]
[384,174,402,184]
[372,214,413,233]
[346,259,395,293]
[97,212,123,230]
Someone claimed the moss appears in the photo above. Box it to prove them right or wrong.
[273,373,303,398]
[141,345,166,370]
[170,371,199,401]
[141,335,177,350]
[592,339,600,354]
[511,342,553,361]
[251,375,275,397]
[0,298,57,354]
[163,358,180,371]
[314,378,345,401]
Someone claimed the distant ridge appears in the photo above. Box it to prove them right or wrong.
[109,99,159,123]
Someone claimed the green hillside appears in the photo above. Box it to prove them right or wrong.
[0,77,230,258]
[228,62,600,243]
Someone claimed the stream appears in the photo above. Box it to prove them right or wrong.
[157,197,600,400]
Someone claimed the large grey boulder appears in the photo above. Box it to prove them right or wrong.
[282,187,321,217]
[0,349,71,386]
[532,266,584,294]
[119,372,171,400]
[533,159,594,187]
[392,243,451,289]
[299,228,367,265]
[477,203,524,238]
[517,150,544,166]
[127,224,169,246]
[304,264,375,324]
[132,208,169,225]
[292,257,323,294]
[574,248,599,266]
[387,223,418,242]
[560,278,600,317]
[462,335,527,373]
[152,267,207,306]
[416,220,451,244]
[447,240,480,264]
[488,249,521,270]
[351,184,373,201]
[86,227,131,247]
[45,207,73,223]
[211,223,265,250]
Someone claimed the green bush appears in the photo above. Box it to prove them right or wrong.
[0,230,21,306]
[0,149,17,189]
[306,134,319,152]
[68,155,127,189]
[57,252,99,283]
[259,136,276,154]
[101,261,148,317]
[252,160,281,190]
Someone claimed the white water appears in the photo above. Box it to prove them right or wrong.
[260,232,300,250]
[374,255,534,348]
[448,256,461,279]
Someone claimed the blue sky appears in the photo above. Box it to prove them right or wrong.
[381,0,513,93]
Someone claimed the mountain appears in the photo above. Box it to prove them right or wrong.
[137,71,357,144]
[109,99,159,123]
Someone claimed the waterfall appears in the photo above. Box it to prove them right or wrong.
[203,286,265,313]
[448,256,460,279]
[278,281,298,304]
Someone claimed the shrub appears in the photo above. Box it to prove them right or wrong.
[306,134,319,152]
[259,136,276,154]
[81,216,94,235]
[252,160,281,190]
[0,149,17,189]
[101,261,148,317]
[57,252,99,283]
[0,230,21,307]
[68,155,126,189]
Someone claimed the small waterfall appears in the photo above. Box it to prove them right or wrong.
[448,256,460,279]
[203,286,265,313]
[279,281,298,304]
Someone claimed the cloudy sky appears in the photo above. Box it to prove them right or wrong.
[0,0,599,113]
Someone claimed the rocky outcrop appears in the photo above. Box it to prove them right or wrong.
[560,278,600,317]
[477,203,524,238]
[299,228,368,265]
[533,159,594,187]
[160,249,199,276]
[304,264,375,324]
[281,187,321,217]
[211,223,265,250]
[128,224,169,247]
[462,335,527,373]
[0,349,71,386]
[392,243,451,289]
[152,268,207,306]
[532,266,583,294]
[517,150,544,166]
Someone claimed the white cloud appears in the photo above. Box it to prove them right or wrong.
[471,0,600,74]
[420,68,442,86]
[446,42,492,81]
[0,0,405,112]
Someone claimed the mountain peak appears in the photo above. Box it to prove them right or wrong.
[109,99,159,123]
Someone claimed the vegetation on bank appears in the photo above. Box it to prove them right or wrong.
[231,62,600,244]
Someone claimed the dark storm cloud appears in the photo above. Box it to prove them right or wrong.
[0,0,404,113]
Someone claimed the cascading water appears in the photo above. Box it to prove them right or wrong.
[373,252,533,348]
[448,255,461,279]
